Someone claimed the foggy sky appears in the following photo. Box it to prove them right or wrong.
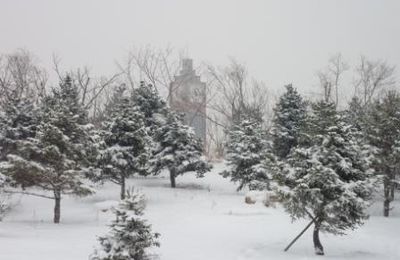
[1,0,399,99]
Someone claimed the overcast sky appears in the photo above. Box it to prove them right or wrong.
[1,0,399,98]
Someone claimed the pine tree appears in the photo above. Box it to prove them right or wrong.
[90,191,160,260]
[130,82,211,188]
[93,85,127,127]
[97,86,151,199]
[277,101,377,255]
[0,76,97,223]
[345,96,366,132]
[222,118,273,191]
[150,112,211,188]
[131,82,169,134]
[0,91,38,187]
[365,91,400,217]
[271,84,307,159]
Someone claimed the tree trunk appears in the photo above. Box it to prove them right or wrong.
[383,177,392,217]
[390,182,395,201]
[170,169,176,188]
[120,176,126,200]
[53,190,61,224]
[383,199,390,217]
[284,218,315,252]
[313,221,324,255]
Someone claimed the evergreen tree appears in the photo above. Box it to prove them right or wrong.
[365,91,400,217]
[92,85,127,127]
[97,86,151,199]
[0,76,97,223]
[90,191,160,260]
[222,118,273,191]
[131,82,169,134]
[130,82,211,188]
[150,112,211,188]
[271,84,307,159]
[345,96,366,132]
[0,91,38,187]
[277,101,377,255]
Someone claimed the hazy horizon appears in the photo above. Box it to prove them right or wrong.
[1,0,399,100]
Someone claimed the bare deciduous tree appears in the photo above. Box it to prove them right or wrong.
[52,55,122,121]
[205,117,226,160]
[317,53,349,106]
[204,59,271,158]
[0,49,48,108]
[205,59,271,126]
[117,45,183,98]
[354,55,396,107]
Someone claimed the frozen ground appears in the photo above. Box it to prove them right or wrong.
[0,163,399,260]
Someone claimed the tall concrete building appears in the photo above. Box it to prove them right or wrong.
[169,59,207,143]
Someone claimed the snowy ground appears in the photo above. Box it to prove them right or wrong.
[1,163,399,260]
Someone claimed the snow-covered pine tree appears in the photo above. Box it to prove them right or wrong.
[92,84,127,127]
[222,118,273,191]
[345,96,367,132]
[365,91,400,217]
[131,82,169,134]
[1,76,97,223]
[0,87,42,221]
[130,82,210,188]
[271,84,307,159]
[0,93,37,219]
[150,112,211,188]
[0,90,38,187]
[97,86,151,199]
[90,191,160,260]
[277,101,377,255]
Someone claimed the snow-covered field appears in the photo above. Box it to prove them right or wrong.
[1,163,399,260]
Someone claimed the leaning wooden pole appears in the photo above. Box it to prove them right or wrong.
[284,218,316,252]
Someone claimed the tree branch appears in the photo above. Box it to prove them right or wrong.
[3,189,55,200]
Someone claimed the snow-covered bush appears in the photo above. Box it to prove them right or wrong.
[0,173,11,221]
[0,192,11,221]
[90,191,160,260]
[244,190,279,207]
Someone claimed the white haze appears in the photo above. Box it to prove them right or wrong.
[1,0,399,98]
